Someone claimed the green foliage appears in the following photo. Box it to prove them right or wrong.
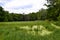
[57,15,60,21]
[46,0,60,20]
[0,6,47,22]
[0,21,60,40]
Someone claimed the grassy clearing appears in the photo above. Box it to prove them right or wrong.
[0,21,60,40]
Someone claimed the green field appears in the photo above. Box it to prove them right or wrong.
[0,21,60,40]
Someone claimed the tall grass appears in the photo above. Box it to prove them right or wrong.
[0,21,60,40]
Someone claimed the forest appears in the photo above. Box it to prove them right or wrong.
[0,7,47,22]
[0,0,60,22]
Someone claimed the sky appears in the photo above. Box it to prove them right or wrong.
[0,0,47,14]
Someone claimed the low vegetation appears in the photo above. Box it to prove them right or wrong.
[0,21,60,40]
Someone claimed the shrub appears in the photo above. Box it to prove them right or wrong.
[57,16,60,21]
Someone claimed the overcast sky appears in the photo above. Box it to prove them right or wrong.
[0,0,47,14]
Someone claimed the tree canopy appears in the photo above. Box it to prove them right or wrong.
[0,0,60,22]
[0,6,47,22]
[46,0,60,20]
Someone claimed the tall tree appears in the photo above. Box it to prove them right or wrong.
[0,6,7,21]
[46,0,60,20]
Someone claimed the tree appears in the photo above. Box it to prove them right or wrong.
[36,9,47,20]
[28,12,37,21]
[3,11,9,21]
[0,6,7,21]
[46,0,60,20]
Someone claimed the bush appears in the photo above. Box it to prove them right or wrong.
[57,16,60,21]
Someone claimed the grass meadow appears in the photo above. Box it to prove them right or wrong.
[0,21,60,40]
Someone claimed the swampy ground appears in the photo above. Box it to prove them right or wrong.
[0,21,60,40]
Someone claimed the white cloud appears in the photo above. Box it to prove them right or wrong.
[0,0,47,14]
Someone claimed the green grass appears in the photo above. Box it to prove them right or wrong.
[0,21,60,40]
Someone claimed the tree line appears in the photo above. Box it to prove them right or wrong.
[0,6,47,22]
[46,0,60,21]
[0,0,60,22]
